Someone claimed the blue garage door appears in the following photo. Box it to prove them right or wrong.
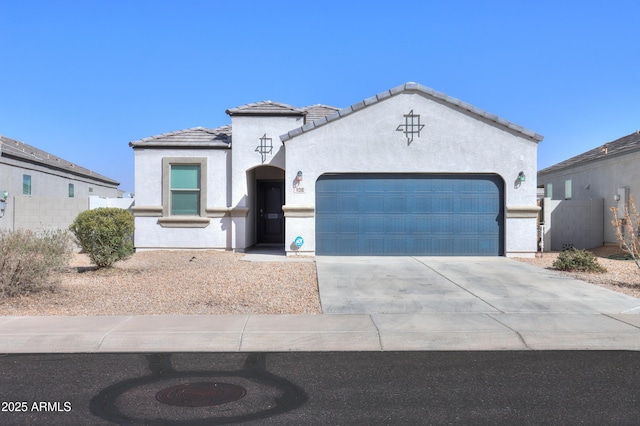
[316,174,504,256]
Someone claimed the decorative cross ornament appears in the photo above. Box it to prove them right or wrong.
[396,110,425,145]
[255,133,273,163]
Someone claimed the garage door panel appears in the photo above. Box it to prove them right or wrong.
[455,216,478,234]
[433,216,454,234]
[362,216,384,232]
[385,236,407,254]
[316,195,337,214]
[409,216,431,233]
[411,237,432,254]
[362,195,384,212]
[478,216,499,233]
[434,179,454,193]
[385,195,407,213]
[339,196,359,213]
[338,216,359,233]
[334,237,359,255]
[459,196,480,213]
[316,174,504,256]
[413,195,432,211]
[459,238,479,254]
[360,238,383,255]
[480,238,499,253]
[384,216,406,234]
[316,236,337,254]
[433,196,454,213]
[316,216,337,233]
[432,238,455,255]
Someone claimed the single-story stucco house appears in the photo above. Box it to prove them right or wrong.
[538,130,640,249]
[130,82,543,257]
[0,134,121,231]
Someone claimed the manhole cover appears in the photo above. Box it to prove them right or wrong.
[156,382,246,407]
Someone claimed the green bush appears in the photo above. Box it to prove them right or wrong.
[552,248,606,273]
[69,208,134,268]
[0,229,73,298]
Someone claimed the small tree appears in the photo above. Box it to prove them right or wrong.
[610,194,640,270]
[69,208,134,268]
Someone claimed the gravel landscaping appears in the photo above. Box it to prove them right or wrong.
[0,246,638,316]
[515,245,640,298]
[0,250,321,316]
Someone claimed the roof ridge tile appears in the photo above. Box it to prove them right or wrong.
[226,100,304,115]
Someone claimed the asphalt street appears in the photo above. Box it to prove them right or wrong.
[1,351,640,425]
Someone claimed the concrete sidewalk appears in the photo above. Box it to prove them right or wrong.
[2,253,640,353]
[1,312,640,353]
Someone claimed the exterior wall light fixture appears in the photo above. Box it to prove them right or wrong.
[296,171,303,182]
[518,171,526,182]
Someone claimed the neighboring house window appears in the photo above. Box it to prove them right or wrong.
[546,183,553,198]
[161,157,207,218]
[565,180,572,200]
[23,175,31,195]
[68,183,75,198]
[170,164,200,215]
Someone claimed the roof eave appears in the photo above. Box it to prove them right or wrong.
[129,142,230,149]
[281,82,544,143]
[538,145,640,176]
[1,151,119,186]
[226,110,305,117]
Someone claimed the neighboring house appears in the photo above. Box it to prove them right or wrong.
[130,82,543,257]
[0,135,121,231]
[538,130,640,249]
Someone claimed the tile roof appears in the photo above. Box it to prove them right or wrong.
[302,104,340,123]
[129,126,232,148]
[130,105,339,150]
[226,101,305,116]
[281,82,544,143]
[538,130,640,176]
[0,135,120,186]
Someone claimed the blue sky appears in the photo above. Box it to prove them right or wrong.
[1,0,638,193]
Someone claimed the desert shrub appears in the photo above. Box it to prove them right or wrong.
[69,208,134,268]
[552,248,606,273]
[0,229,73,298]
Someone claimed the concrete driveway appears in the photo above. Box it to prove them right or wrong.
[316,256,640,315]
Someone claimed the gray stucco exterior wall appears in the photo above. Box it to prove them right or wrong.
[538,150,640,244]
[0,157,120,232]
